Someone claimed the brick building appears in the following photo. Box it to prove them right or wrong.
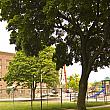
[0,51,15,90]
[0,51,53,99]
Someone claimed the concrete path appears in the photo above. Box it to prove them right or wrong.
[87,104,110,109]
[65,104,110,110]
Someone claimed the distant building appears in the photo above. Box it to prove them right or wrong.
[0,51,14,98]
[0,51,15,89]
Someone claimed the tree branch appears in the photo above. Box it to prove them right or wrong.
[88,38,107,72]
[58,11,84,37]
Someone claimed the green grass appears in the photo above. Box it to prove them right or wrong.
[86,101,110,107]
[0,101,110,110]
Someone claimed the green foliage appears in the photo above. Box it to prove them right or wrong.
[6,88,12,95]
[67,74,80,92]
[0,0,110,70]
[6,86,17,94]
[4,51,37,86]
[0,0,51,56]
[90,81,102,92]
[4,46,59,87]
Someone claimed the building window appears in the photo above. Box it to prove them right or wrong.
[6,66,8,69]
[6,60,10,66]
[0,59,2,73]
[6,60,11,70]
[0,59,2,65]
[0,59,2,77]
[0,72,2,79]
[0,85,2,93]
[0,65,2,69]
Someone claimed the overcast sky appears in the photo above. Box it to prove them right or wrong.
[0,21,15,53]
[0,21,110,83]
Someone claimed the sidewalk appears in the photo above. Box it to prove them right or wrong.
[65,104,110,110]
[0,97,60,102]
[87,104,110,109]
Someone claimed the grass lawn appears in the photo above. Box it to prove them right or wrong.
[0,101,110,110]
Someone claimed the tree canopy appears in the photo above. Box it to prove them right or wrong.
[0,0,110,69]
[1,0,110,110]
[4,46,59,88]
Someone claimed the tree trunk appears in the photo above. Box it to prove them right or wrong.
[32,88,36,100]
[77,72,89,110]
[32,81,36,100]
[77,35,91,110]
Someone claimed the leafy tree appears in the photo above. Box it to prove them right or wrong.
[67,74,80,92]
[4,47,59,99]
[37,46,59,88]
[90,81,102,92]
[1,0,110,109]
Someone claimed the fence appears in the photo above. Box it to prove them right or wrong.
[0,87,79,110]
[0,87,78,102]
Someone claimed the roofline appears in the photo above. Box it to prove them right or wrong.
[0,51,15,55]
[102,79,110,81]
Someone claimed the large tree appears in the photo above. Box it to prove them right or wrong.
[1,0,110,109]
[4,47,59,99]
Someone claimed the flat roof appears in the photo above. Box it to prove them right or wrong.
[102,77,110,81]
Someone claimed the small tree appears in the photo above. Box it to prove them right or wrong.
[4,47,59,99]
[67,74,80,92]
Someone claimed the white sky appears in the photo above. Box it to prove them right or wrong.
[0,21,110,83]
[66,64,110,83]
[0,21,15,53]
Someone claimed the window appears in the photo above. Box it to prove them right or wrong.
[6,66,8,69]
[0,59,2,72]
[0,59,2,65]
[6,60,11,70]
[0,72,2,79]
[0,85,2,93]
[0,65,2,69]
[6,60,10,66]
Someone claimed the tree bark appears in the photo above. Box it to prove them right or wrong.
[32,80,36,100]
[32,88,36,100]
[77,32,90,110]
[77,71,89,110]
